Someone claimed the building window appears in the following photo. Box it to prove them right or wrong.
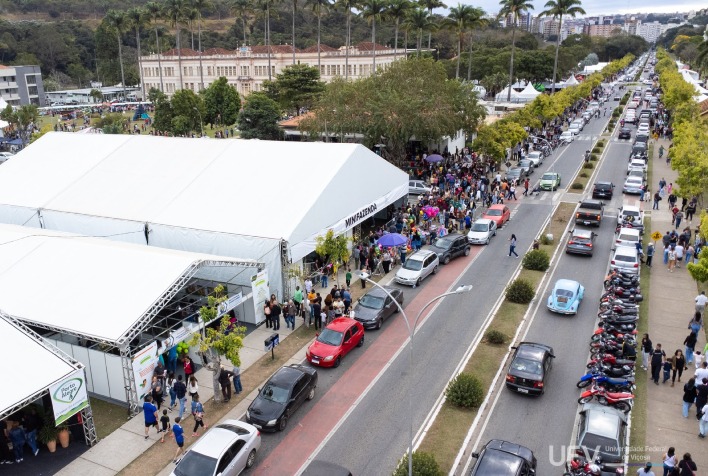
[240,66,250,77]
[26,75,37,85]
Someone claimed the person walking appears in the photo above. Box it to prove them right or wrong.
[270,298,282,331]
[284,299,296,330]
[651,344,666,385]
[508,234,519,258]
[641,334,653,370]
[342,287,352,315]
[232,365,242,395]
[653,191,661,210]
[166,372,177,410]
[21,407,40,457]
[696,378,708,420]
[8,422,26,463]
[172,417,185,463]
[218,365,234,403]
[701,403,708,438]
[683,378,697,418]
[661,447,677,476]
[143,395,159,440]
[187,375,199,400]
[678,453,697,474]
[695,291,708,315]
[689,312,703,335]
[191,394,206,437]
[292,286,303,318]
[382,249,392,273]
[183,356,195,383]
[263,299,272,329]
[159,409,171,442]
[669,350,687,387]
[646,242,654,267]
[668,246,677,272]
[684,331,698,364]
[173,375,187,420]
[636,462,655,476]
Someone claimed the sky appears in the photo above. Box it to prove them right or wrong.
[457,0,705,18]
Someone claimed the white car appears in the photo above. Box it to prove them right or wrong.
[560,131,575,143]
[622,176,644,195]
[610,246,640,275]
[627,158,647,175]
[568,123,581,136]
[394,249,439,287]
[571,119,585,131]
[637,124,650,135]
[616,227,641,249]
[526,151,544,167]
[171,420,260,476]
[409,180,431,195]
[467,218,497,245]
[618,205,644,227]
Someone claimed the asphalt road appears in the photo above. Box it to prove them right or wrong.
[465,95,640,475]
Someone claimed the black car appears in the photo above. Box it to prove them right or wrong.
[565,229,596,256]
[427,233,471,264]
[246,364,317,431]
[618,127,631,140]
[469,439,537,476]
[592,181,614,199]
[505,342,555,396]
[352,286,403,330]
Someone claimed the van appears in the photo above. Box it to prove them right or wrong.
[610,246,640,275]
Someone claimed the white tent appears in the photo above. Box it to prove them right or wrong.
[516,83,541,101]
[0,133,409,298]
[495,86,522,102]
[565,75,580,86]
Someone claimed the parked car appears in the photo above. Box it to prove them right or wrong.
[592,181,614,199]
[352,287,403,330]
[482,204,511,228]
[518,159,534,176]
[618,127,632,140]
[246,364,318,431]
[547,279,584,315]
[427,232,471,263]
[409,180,431,195]
[394,249,439,287]
[627,158,647,175]
[571,119,585,131]
[610,246,640,275]
[469,440,537,476]
[622,176,644,195]
[617,205,644,232]
[568,123,581,135]
[467,218,497,245]
[505,167,523,183]
[526,151,543,167]
[306,317,364,368]
[576,404,628,470]
[566,229,596,256]
[559,131,574,144]
[301,461,353,476]
[505,342,555,396]
[171,420,261,476]
[616,227,641,249]
[539,172,561,191]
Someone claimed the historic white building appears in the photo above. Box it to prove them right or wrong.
[140,42,406,97]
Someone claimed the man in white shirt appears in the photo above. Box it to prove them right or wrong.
[674,243,684,268]
[695,362,708,383]
[696,291,708,314]
[304,278,313,294]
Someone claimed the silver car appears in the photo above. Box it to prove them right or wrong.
[409,180,431,195]
[394,249,439,287]
[171,420,261,476]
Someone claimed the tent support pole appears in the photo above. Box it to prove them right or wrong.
[120,346,139,417]
[280,239,291,301]
[80,404,98,446]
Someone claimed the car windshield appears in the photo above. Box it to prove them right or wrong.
[359,294,385,309]
[174,451,218,476]
[511,357,542,375]
[486,210,502,216]
[402,259,423,271]
[614,254,636,263]
[434,238,452,249]
[260,383,290,404]
[471,223,489,232]
[317,328,344,346]
[542,174,556,180]
[618,233,638,242]
[529,152,541,158]
[519,160,531,167]
[625,211,640,218]
[580,433,620,459]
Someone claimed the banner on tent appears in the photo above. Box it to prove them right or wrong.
[217,292,243,319]
[251,270,269,325]
[49,369,89,425]
[132,341,160,400]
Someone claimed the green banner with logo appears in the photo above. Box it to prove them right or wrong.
[49,369,89,426]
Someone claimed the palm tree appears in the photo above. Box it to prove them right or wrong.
[418,0,446,49]
[361,0,387,72]
[105,10,129,101]
[191,0,211,91]
[307,0,333,73]
[404,7,433,56]
[146,2,165,92]
[127,7,150,101]
[335,0,357,79]
[230,0,253,44]
[185,7,199,50]
[539,0,585,94]
[258,0,277,80]
[465,7,486,80]
[446,4,474,79]
[386,0,412,59]
[165,0,187,90]
[498,0,533,101]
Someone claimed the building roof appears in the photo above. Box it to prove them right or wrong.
[279,112,314,129]
[203,47,234,55]
[353,41,389,51]
[302,44,338,53]
[162,48,200,56]
[251,45,301,54]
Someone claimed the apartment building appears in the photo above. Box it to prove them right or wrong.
[0,64,46,107]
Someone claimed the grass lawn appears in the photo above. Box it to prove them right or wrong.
[416,201,575,473]
[90,397,130,440]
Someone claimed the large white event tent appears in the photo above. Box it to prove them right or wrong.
[495,86,522,102]
[515,83,541,102]
[0,223,261,412]
[0,133,408,301]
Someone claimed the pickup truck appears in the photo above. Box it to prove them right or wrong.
[575,200,604,227]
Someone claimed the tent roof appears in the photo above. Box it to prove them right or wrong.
[0,224,257,344]
[0,134,408,246]
[495,86,521,101]
[0,316,79,418]
[517,83,541,99]
[565,75,580,86]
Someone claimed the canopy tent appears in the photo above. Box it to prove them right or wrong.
[495,86,522,102]
[516,83,541,100]
[0,133,409,299]
[565,75,580,86]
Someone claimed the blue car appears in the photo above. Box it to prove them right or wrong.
[547,279,584,315]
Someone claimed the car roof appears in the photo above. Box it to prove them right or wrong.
[614,246,638,257]
[625,177,643,184]
[571,229,593,238]
[268,365,309,387]
[617,227,640,236]
[488,204,506,211]
[554,279,580,290]
[483,439,535,464]
[363,287,398,298]
[301,461,352,476]
[542,172,559,177]
[622,205,641,211]
[595,181,613,187]
[188,420,253,459]
[436,233,463,242]
[408,249,436,260]
[581,404,626,438]
[528,151,542,156]
[325,317,359,332]
[475,218,494,225]
[516,342,553,359]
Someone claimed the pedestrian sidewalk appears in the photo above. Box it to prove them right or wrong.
[54,262,382,476]
[643,137,706,471]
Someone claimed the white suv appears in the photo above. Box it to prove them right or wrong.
[395,249,439,287]
[611,246,640,275]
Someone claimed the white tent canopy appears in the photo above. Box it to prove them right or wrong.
[565,75,580,86]
[0,224,258,345]
[495,86,521,102]
[0,316,80,418]
[0,133,409,297]
[516,83,541,100]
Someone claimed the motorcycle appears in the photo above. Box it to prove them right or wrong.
[577,384,634,413]
[587,354,636,369]
[576,372,635,391]
[598,309,638,319]
[586,363,634,378]
[564,456,625,476]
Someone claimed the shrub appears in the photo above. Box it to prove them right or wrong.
[506,278,535,304]
[393,451,444,476]
[597,140,605,147]
[583,162,594,169]
[522,249,550,271]
[540,234,553,245]
[485,329,507,345]
[445,373,485,409]
[592,146,600,153]
[591,153,599,161]
[612,110,620,118]
[571,182,584,190]
[579,172,589,178]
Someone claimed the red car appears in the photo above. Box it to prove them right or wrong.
[306,317,365,368]
[482,204,511,228]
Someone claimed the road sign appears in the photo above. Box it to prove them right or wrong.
[651,231,662,241]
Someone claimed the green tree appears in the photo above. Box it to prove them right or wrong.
[105,10,130,100]
[146,1,166,92]
[90,88,104,103]
[315,229,351,284]
[387,0,413,60]
[230,0,254,44]
[539,0,586,94]
[238,92,283,140]
[307,0,333,72]
[335,0,358,79]
[127,7,150,100]
[0,105,39,145]
[498,0,534,101]
[392,451,444,476]
[404,7,435,56]
[446,4,475,79]
[191,0,212,90]
[472,124,505,164]
[419,0,446,49]
[361,0,388,71]
[170,88,205,135]
[165,0,188,89]
[95,113,127,134]
[264,64,325,115]
[202,76,241,126]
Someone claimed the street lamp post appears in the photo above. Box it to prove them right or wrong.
[193,106,204,137]
[358,271,472,476]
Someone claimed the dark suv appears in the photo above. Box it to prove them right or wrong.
[592,181,614,199]
[469,439,537,475]
[427,233,471,264]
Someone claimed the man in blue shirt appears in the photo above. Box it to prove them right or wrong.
[173,375,188,420]
[172,417,185,463]
[143,395,158,440]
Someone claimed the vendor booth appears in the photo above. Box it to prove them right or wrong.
[0,224,262,414]
[0,133,408,303]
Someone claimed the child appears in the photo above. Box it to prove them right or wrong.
[159,409,171,443]
[662,360,672,384]
[172,417,185,463]
[320,309,327,328]
[695,351,703,369]
[191,394,206,437]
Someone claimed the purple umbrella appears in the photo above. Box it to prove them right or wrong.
[424,154,444,163]
[377,233,408,247]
